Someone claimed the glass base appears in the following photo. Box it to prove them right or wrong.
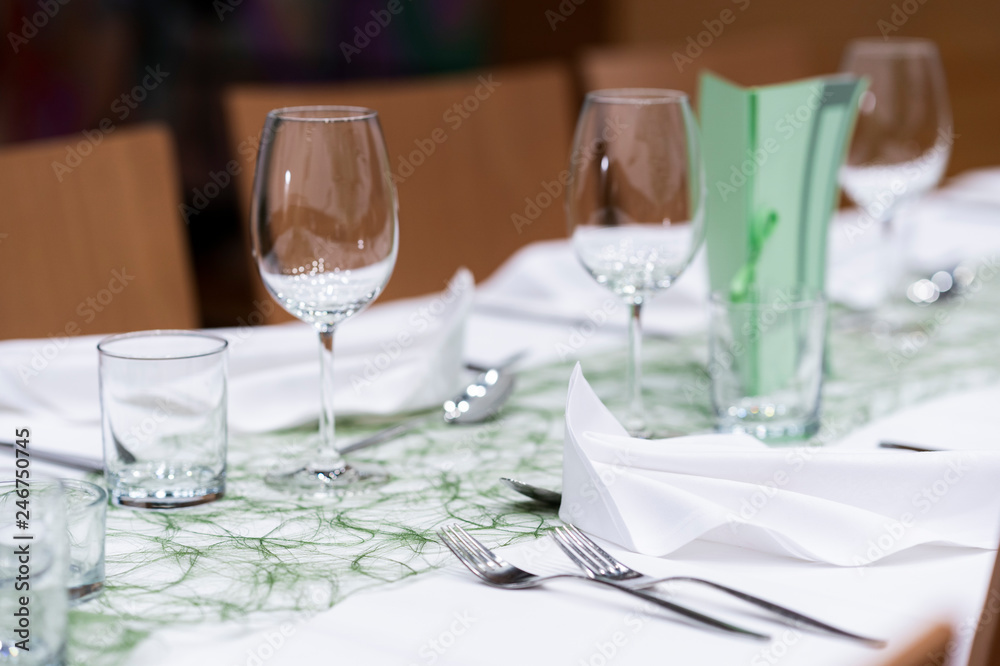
[264,461,387,497]
[625,424,649,438]
[108,464,226,509]
[716,418,820,443]
[113,488,224,509]
[69,580,104,605]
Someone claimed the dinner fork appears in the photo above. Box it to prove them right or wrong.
[438,524,769,640]
[552,525,886,648]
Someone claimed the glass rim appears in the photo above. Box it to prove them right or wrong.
[710,288,826,310]
[59,479,107,507]
[266,105,378,123]
[97,329,228,361]
[844,37,939,55]
[584,88,689,105]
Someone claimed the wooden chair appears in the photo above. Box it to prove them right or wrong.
[224,62,575,322]
[0,123,199,339]
[878,539,1000,666]
[875,623,953,666]
[967,544,1000,666]
[579,29,822,105]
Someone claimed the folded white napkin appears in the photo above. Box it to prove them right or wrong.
[476,239,709,337]
[478,186,1000,324]
[828,172,1000,309]
[0,269,473,456]
[559,364,1000,566]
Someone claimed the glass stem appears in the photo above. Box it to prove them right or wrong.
[626,299,645,434]
[879,212,897,304]
[317,326,346,470]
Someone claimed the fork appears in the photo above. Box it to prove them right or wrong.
[438,524,769,640]
[552,525,886,648]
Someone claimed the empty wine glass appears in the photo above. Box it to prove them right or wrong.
[251,106,398,494]
[566,89,705,435]
[838,38,952,302]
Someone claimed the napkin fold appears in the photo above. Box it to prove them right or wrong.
[0,269,473,456]
[828,171,1000,310]
[559,364,1000,566]
[475,240,709,337]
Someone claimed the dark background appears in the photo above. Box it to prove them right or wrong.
[2,0,996,326]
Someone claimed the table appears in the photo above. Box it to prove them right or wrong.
[61,266,1000,665]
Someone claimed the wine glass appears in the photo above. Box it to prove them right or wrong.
[838,38,952,303]
[566,89,705,435]
[251,106,398,494]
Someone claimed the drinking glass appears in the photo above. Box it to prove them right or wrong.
[566,89,705,435]
[709,288,827,440]
[99,331,228,508]
[63,480,106,604]
[251,106,398,494]
[0,478,68,665]
[838,38,952,301]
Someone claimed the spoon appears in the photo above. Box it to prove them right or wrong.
[878,441,944,453]
[500,477,562,507]
[339,368,515,454]
[905,263,976,305]
[0,440,103,473]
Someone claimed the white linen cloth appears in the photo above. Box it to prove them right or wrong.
[560,364,1000,566]
[828,169,1000,309]
[123,378,1000,666]
[475,239,710,337]
[126,537,991,666]
[478,168,1000,320]
[0,269,473,456]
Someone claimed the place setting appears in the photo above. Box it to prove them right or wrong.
[2,21,1000,666]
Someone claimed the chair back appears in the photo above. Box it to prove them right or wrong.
[875,623,952,666]
[580,29,821,103]
[967,546,1000,666]
[0,123,198,339]
[225,62,575,321]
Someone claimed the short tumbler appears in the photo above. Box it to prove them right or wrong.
[98,331,228,508]
[709,289,827,440]
[0,478,68,664]
[63,480,106,604]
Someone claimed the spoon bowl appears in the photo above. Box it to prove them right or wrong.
[338,368,516,454]
[444,369,515,424]
[500,477,562,507]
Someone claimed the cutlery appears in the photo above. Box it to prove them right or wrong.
[878,441,943,452]
[438,524,769,640]
[339,367,515,454]
[552,525,887,648]
[0,441,103,474]
[499,477,562,507]
[905,263,976,305]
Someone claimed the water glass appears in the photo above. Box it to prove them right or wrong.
[838,38,952,303]
[565,88,705,435]
[251,105,398,494]
[709,289,826,440]
[98,330,228,508]
[63,480,106,604]
[0,478,68,664]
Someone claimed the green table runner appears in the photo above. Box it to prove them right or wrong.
[71,281,1000,665]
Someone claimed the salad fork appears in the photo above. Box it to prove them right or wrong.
[552,525,886,648]
[438,524,769,640]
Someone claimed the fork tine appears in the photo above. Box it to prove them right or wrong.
[564,524,629,573]
[439,528,492,581]
[552,532,607,578]
[444,526,770,640]
[449,525,505,569]
[440,527,485,569]
[553,527,609,577]
[561,528,886,647]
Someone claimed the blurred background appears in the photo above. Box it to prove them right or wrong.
[2,0,997,328]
